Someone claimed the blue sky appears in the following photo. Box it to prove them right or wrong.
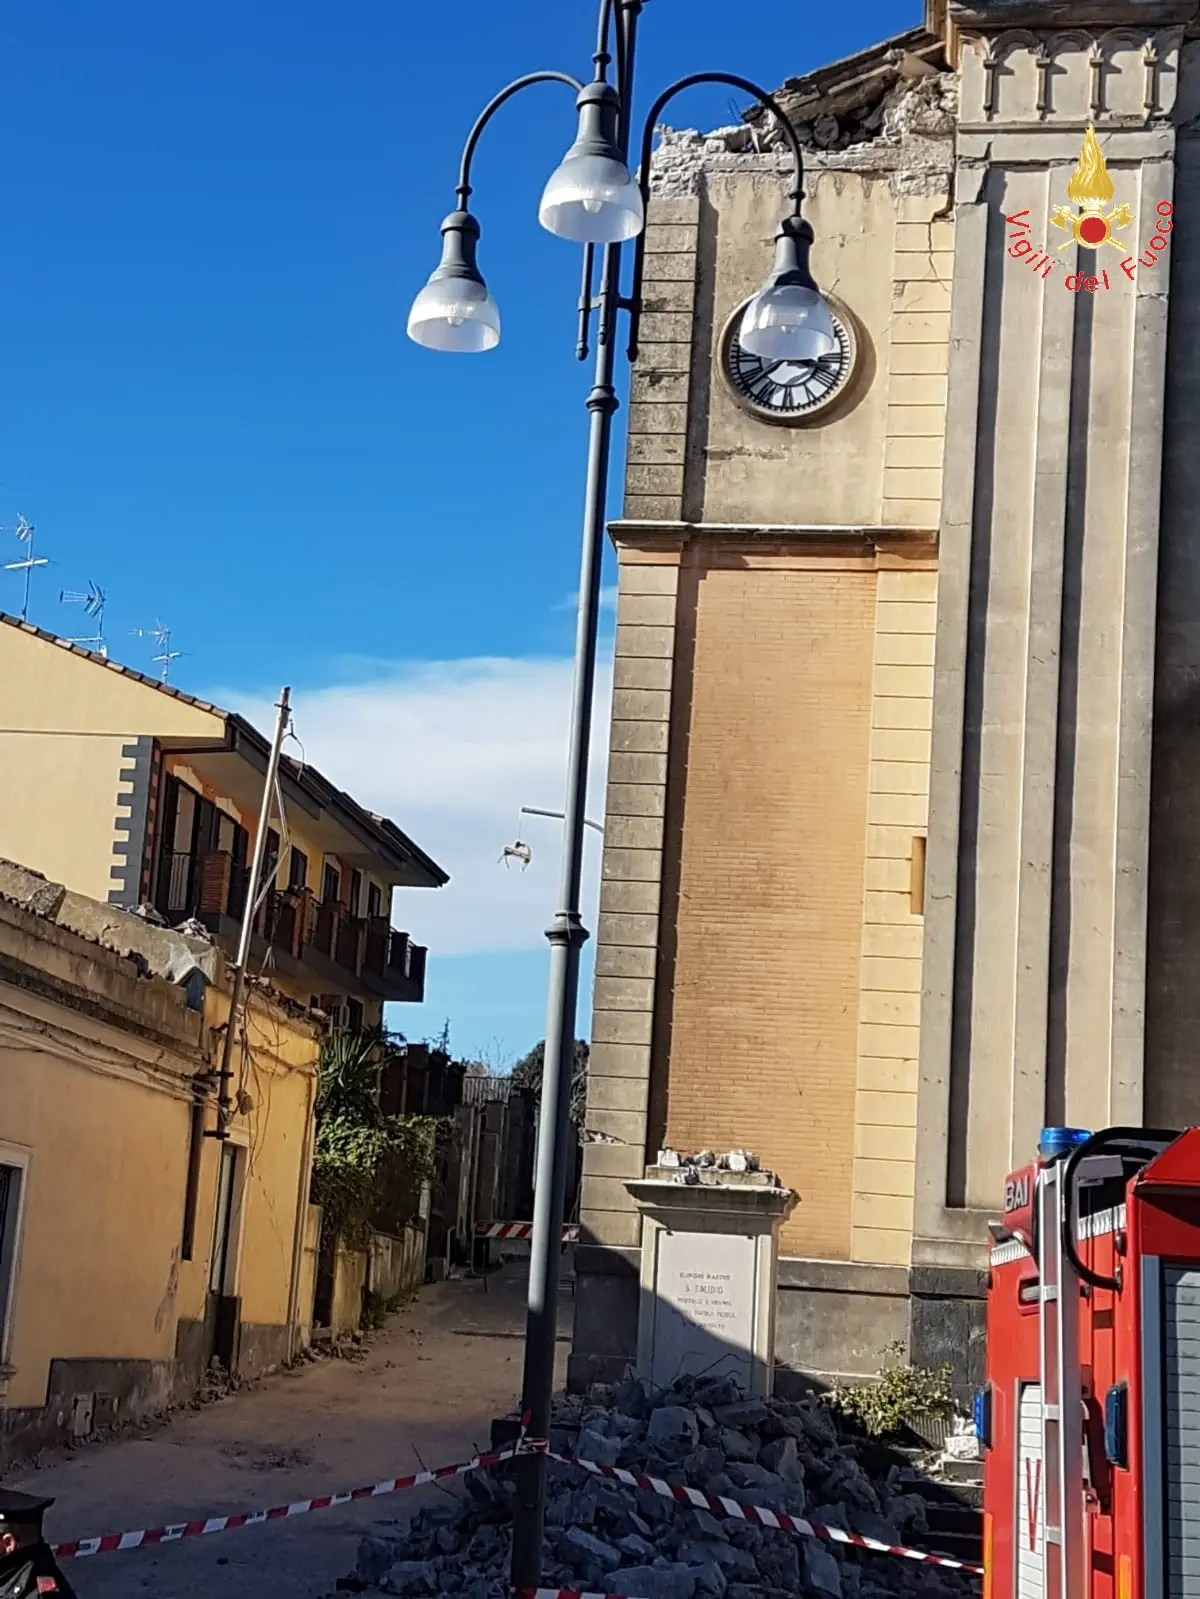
[1,0,919,1063]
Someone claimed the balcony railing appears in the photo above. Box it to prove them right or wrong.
[155,847,426,1002]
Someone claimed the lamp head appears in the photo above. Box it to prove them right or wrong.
[407,209,501,354]
[539,80,644,245]
[739,215,838,363]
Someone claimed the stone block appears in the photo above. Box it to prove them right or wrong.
[587,1074,651,1115]
[866,822,921,858]
[876,567,937,602]
[627,434,686,467]
[623,494,683,520]
[864,886,918,923]
[871,664,934,699]
[604,783,666,820]
[890,311,951,343]
[855,1088,918,1128]
[888,373,949,406]
[861,921,924,958]
[851,1225,911,1266]
[598,875,662,916]
[853,1191,915,1232]
[633,340,693,372]
[614,593,676,631]
[875,630,936,668]
[589,1039,652,1079]
[611,684,672,719]
[625,462,685,497]
[578,1201,643,1249]
[866,792,929,829]
[884,433,944,468]
[584,1139,649,1180]
[855,1121,917,1161]
[596,908,660,948]
[638,311,694,345]
[892,251,954,283]
[856,1049,920,1088]
[629,380,690,413]
[859,953,923,991]
[592,1006,654,1046]
[613,655,673,692]
[930,218,955,252]
[640,249,699,282]
[592,973,656,1013]
[614,625,676,661]
[595,941,657,979]
[897,194,947,222]
[610,720,669,755]
[646,197,700,227]
[871,758,931,796]
[864,855,913,893]
[606,750,669,786]
[884,405,946,437]
[603,812,665,852]
[870,726,932,764]
[615,561,678,596]
[642,223,699,254]
[642,279,697,314]
[859,1020,920,1058]
[602,845,664,882]
[876,597,937,635]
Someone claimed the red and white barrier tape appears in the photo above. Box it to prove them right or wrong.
[50,1435,545,1561]
[475,1223,581,1241]
[547,1451,983,1576]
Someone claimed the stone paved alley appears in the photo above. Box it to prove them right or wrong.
[7,1266,568,1599]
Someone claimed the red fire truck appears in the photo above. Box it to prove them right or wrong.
[978,1125,1200,1599]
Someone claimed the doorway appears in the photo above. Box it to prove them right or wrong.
[204,1141,244,1374]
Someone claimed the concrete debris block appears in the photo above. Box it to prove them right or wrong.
[612,1564,697,1599]
[578,1425,624,1467]
[647,1404,701,1447]
[688,1557,729,1599]
[356,1536,401,1586]
[758,1435,805,1483]
[715,1427,758,1463]
[682,1507,729,1543]
[713,1398,770,1429]
[381,1560,438,1596]
[618,1532,658,1561]
[560,1526,623,1572]
[803,1542,844,1599]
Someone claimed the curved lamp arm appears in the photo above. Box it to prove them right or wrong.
[626,72,807,360]
[456,71,585,208]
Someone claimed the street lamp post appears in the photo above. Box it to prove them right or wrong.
[409,3,836,1586]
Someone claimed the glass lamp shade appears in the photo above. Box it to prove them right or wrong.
[738,282,838,363]
[538,151,645,244]
[407,276,500,354]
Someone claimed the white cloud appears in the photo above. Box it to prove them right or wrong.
[217,657,612,959]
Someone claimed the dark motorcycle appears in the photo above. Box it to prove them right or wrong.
[0,1491,77,1598]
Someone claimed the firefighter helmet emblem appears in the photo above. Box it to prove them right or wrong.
[1051,125,1135,253]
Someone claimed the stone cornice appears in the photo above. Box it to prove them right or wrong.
[609,519,938,550]
[948,0,1197,28]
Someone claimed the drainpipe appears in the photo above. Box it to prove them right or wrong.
[285,1063,318,1361]
[181,1072,215,1260]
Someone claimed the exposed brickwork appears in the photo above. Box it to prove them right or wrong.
[660,549,878,1259]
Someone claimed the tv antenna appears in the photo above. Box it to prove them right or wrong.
[59,580,108,655]
[132,621,182,683]
[4,516,49,622]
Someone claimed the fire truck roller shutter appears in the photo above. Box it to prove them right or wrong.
[1165,1267,1200,1599]
[1018,1382,1045,1599]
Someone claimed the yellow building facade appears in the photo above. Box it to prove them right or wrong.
[0,859,321,1462]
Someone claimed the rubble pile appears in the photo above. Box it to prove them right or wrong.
[341,1374,978,1599]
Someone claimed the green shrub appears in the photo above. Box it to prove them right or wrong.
[826,1340,954,1439]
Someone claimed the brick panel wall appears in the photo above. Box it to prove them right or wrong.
[661,553,877,1259]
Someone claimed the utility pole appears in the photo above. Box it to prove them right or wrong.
[212,686,292,1137]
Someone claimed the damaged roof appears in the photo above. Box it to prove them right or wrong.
[0,610,449,890]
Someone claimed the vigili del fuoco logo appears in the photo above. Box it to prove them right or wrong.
[1005,125,1174,293]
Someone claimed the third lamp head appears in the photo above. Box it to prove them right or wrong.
[739,215,837,364]
[539,80,644,246]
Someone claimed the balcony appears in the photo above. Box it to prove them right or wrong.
[154,848,427,1004]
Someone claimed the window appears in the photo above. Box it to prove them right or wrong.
[348,870,363,918]
[0,1152,29,1365]
[346,997,364,1034]
[322,860,341,905]
[288,846,309,892]
[366,881,382,919]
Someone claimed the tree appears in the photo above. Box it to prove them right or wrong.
[511,1039,590,1125]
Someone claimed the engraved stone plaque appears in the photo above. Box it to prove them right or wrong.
[650,1227,757,1391]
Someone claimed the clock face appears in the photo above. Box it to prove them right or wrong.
[721,302,857,424]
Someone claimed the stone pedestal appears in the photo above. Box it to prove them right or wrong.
[626,1169,796,1397]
